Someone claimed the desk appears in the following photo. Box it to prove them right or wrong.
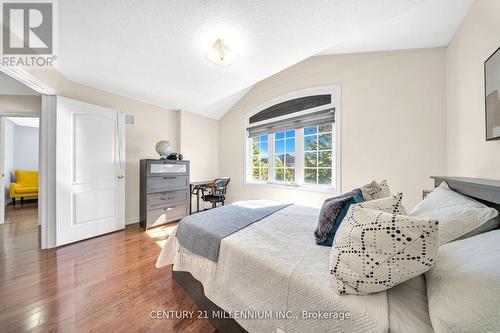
[190,180,213,214]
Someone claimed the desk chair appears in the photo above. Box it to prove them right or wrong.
[201,177,230,209]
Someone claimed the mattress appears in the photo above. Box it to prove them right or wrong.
[157,202,432,333]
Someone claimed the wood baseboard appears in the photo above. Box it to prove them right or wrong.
[172,271,247,333]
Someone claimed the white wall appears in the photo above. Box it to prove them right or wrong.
[28,69,217,223]
[30,69,179,223]
[0,95,41,115]
[446,0,500,179]
[179,110,219,211]
[13,124,39,171]
[179,110,219,181]
[219,48,447,209]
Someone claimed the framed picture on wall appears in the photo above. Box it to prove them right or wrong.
[485,46,500,141]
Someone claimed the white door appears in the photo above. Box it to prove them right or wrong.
[0,118,5,224]
[56,97,125,246]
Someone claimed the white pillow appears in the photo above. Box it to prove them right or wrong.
[457,215,500,240]
[410,182,498,245]
[330,205,439,295]
[357,192,407,215]
[360,180,391,201]
[426,229,500,332]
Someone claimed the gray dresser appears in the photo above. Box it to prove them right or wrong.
[140,159,190,230]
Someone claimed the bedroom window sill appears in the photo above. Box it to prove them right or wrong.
[244,181,338,195]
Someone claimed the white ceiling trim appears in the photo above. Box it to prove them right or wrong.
[0,66,55,95]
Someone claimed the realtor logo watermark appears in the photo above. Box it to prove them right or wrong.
[1,0,57,67]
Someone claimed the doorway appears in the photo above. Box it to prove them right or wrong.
[0,67,126,249]
[0,68,47,249]
[0,116,40,229]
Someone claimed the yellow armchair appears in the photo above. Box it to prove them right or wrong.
[10,170,38,205]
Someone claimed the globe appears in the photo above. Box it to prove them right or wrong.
[155,140,172,159]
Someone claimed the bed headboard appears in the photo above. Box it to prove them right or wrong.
[431,176,500,211]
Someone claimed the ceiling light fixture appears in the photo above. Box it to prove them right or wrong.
[204,38,239,68]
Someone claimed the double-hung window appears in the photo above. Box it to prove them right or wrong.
[274,130,295,182]
[246,87,339,190]
[251,134,269,181]
[304,123,333,185]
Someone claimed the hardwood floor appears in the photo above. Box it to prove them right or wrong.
[0,203,216,333]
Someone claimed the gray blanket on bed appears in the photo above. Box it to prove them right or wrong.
[176,201,291,262]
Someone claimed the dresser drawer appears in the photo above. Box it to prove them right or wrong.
[147,176,188,193]
[147,204,189,228]
[147,190,189,210]
[147,160,188,176]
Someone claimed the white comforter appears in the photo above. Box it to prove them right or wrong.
[157,202,390,332]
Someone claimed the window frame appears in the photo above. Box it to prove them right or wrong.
[244,86,341,194]
[250,134,269,182]
[303,124,335,186]
[272,129,296,183]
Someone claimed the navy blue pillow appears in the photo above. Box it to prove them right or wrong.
[314,189,364,246]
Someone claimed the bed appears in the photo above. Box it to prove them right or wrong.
[156,177,500,333]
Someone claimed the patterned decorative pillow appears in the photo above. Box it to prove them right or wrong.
[360,180,391,201]
[327,193,407,247]
[356,192,407,215]
[314,189,363,246]
[330,205,439,295]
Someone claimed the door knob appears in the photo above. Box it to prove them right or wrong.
[117,175,124,179]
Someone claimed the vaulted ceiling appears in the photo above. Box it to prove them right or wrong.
[56,0,473,119]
